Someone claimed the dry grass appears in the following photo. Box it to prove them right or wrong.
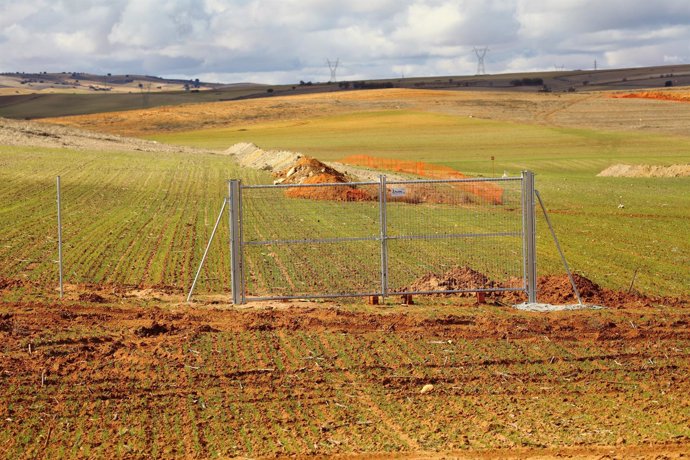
[44,87,690,138]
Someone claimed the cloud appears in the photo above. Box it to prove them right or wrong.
[0,0,689,83]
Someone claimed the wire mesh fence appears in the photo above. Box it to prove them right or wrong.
[233,174,531,303]
[0,159,235,295]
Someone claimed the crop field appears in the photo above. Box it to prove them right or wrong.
[2,87,690,458]
[148,108,690,296]
[1,300,690,459]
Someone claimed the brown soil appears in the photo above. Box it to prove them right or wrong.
[0,116,217,154]
[42,87,690,139]
[276,156,373,202]
[405,266,497,295]
[611,90,690,103]
[0,290,689,458]
[403,268,686,309]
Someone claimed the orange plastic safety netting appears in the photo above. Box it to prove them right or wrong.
[339,155,505,204]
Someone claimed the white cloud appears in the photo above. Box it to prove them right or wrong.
[0,0,689,83]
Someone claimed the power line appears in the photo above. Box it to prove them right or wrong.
[327,58,339,82]
[474,47,489,75]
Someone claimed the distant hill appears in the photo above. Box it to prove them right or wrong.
[1,64,690,120]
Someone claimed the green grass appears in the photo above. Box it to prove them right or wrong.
[0,145,261,293]
[1,108,688,296]
[148,110,690,296]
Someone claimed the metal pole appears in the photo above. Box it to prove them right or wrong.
[378,175,389,297]
[521,171,537,303]
[228,180,244,304]
[535,190,583,305]
[56,176,64,299]
[187,198,228,303]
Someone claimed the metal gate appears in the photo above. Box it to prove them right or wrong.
[228,171,536,304]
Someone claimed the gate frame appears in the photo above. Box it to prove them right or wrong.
[228,171,538,305]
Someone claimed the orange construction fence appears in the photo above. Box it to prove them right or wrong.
[340,155,504,204]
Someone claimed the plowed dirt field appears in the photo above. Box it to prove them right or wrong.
[1,286,689,459]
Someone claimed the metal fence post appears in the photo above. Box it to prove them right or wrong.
[56,176,64,299]
[228,180,244,304]
[378,175,389,297]
[522,171,537,303]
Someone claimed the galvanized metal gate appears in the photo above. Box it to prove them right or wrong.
[228,171,536,304]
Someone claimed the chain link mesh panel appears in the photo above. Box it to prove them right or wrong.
[385,178,524,294]
[237,177,525,301]
[241,183,382,299]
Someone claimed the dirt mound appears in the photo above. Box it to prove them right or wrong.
[501,274,668,308]
[404,268,672,308]
[225,142,303,172]
[598,163,690,178]
[134,321,175,337]
[534,273,603,304]
[78,292,108,303]
[501,274,601,305]
[405,266,497,294]
[275,156,373,201]
[274,156,349,185]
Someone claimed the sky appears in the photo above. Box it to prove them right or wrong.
[1,0,689,84]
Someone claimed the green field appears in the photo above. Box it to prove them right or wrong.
[150,110,690,296]
[2,96,690,459]
[1,106,689,298]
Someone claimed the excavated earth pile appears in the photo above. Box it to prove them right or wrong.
[225,142,303,172]
[404,266,498,296]
[404,267,687,308]
[275,157,373,201]
[226,142,373,201]
[597,163,690,178]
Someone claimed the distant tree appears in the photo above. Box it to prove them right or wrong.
[267,88,274,93]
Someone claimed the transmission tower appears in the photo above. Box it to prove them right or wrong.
[327,58,339,82]
[474,47,489,75]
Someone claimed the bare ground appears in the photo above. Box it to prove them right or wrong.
[42,88,690,138]
[1,285,689,458]
[0,116,219,154]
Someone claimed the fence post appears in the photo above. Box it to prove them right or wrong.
[228,180,244,304]
[378,175,389,297]
[56,176,64,299]
[522,171,537,303]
